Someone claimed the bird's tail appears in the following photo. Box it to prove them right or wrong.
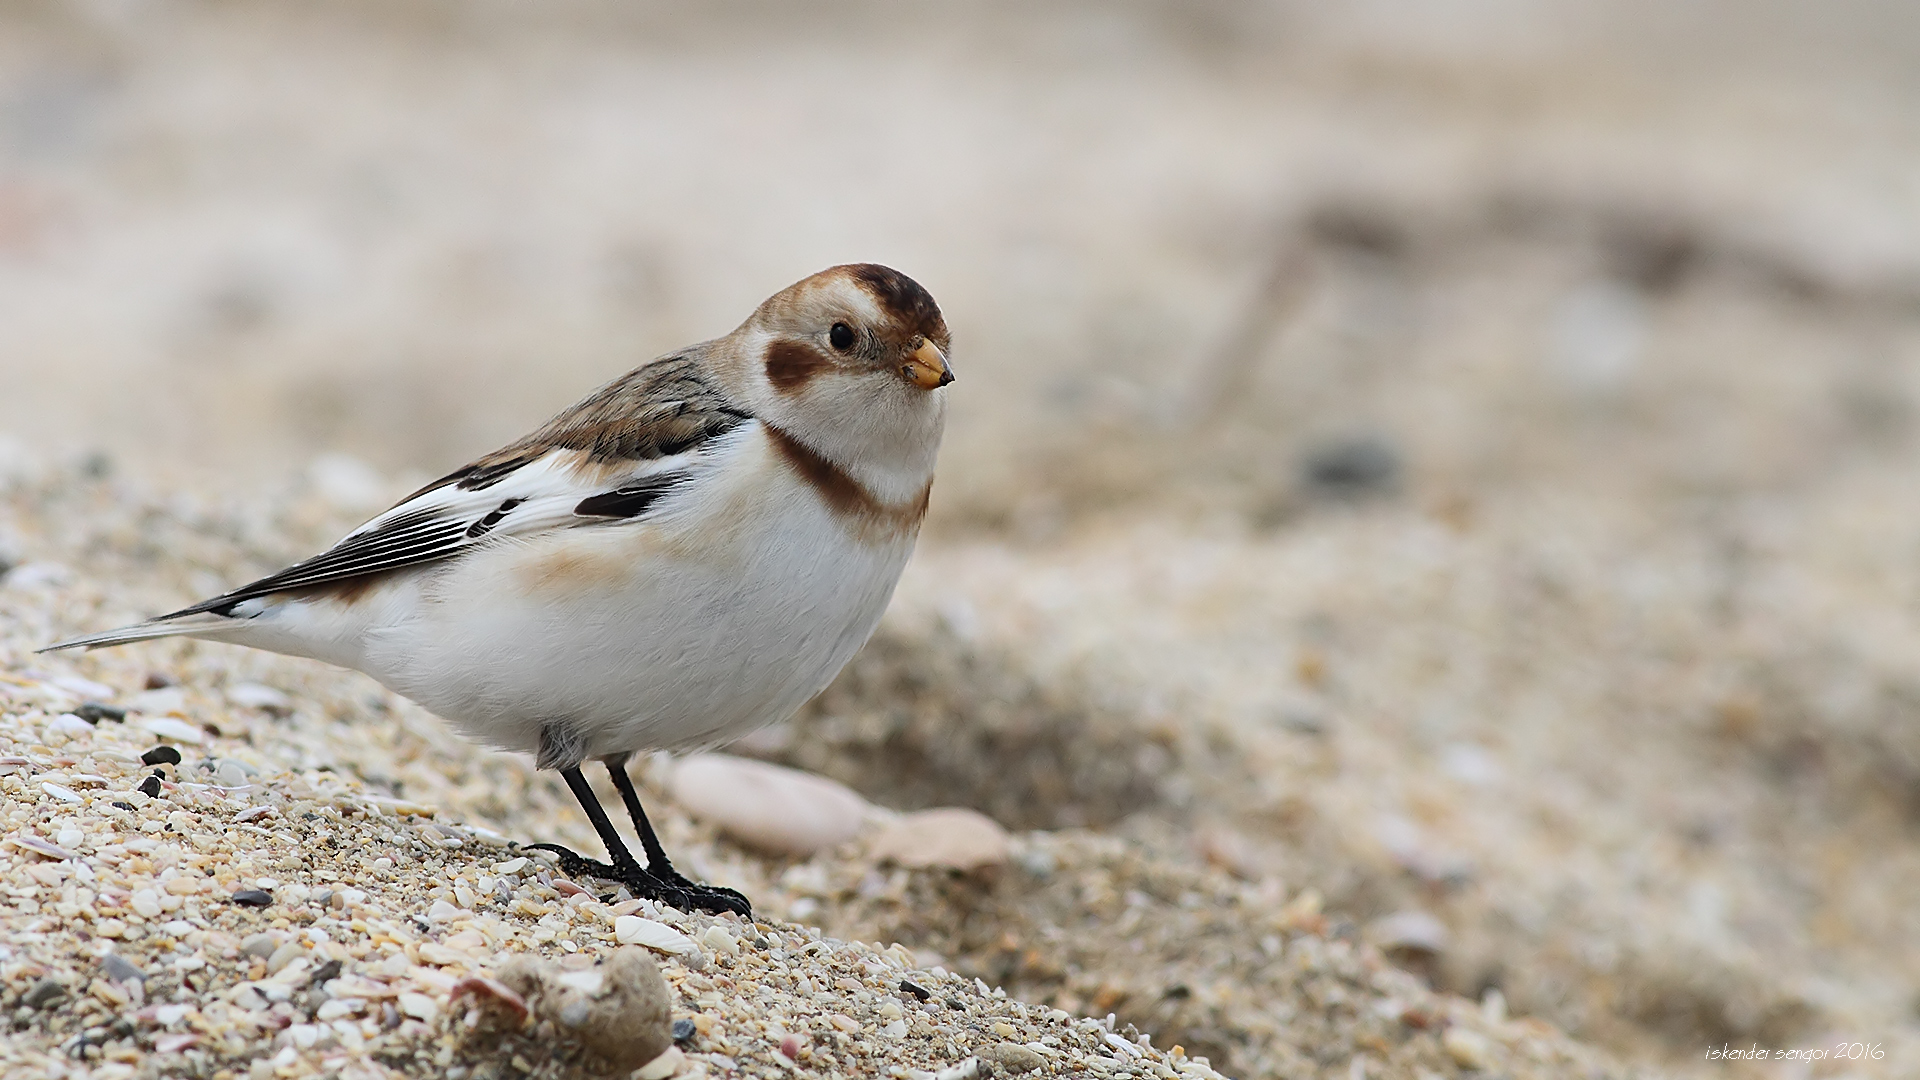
[38,613,244,653]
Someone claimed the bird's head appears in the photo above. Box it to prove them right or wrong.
[727,264,952,499]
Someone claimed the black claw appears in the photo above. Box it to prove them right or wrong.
[527,843,752,918]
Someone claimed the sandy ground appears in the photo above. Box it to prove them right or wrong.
[6,2,1920,1078]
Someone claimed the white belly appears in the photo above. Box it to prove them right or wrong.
[347,435,915,760]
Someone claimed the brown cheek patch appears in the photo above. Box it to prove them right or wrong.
[765,425,930,543]
[764,340,833,394]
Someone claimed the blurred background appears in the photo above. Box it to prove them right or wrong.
[6,0,1920,1074]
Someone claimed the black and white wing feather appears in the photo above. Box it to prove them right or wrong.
[41,354,753,651]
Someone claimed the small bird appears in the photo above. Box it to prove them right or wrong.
[43,263,954,917]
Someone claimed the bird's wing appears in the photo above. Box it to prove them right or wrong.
[41,356,754,651]
[171,355,755,619]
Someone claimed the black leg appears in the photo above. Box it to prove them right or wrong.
[605,757,752,918]
[527,761,752,918]
[527,766,643,882]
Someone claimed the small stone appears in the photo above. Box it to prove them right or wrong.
[418,942,469,966]
[141,746,183,767]
[869,808,1011,872]
[267,942,305,974]
[231,888,273,908]
[701,925,739,956]
[55,828,84,850]
[22,978,66,1009]
[52,712,93,735]
[615,916,697,956]
[76,702,126,724]
[900,979,932,1002]
[216,761,249,787]
[164,875,203,896]
[1369,910,1449,955]
[242,933,281,958]
[51,675,114,700]
[398,992,439,1022]
[141,717,203,744]
[153,1033,200,1054]
[130,687,188,715]
[427,899,467,922]
[13,835,75,860]
[980,1042,1046,1073]
[671,1018,697,1044]
[138,776,163,798]
[668,754,873,856]
[130,890,163,919]
[1443,1027,1495,1070]
[635,1046,685,1080]
[101,953,145,984]
[227,682,291,713]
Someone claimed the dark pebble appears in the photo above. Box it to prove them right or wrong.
[900,979,932,1002]
[138,776,162,798]
[231,889,274,908]
[309,959,343,985]
[111,801,135,812]
[141,746,183,767]
[144,672,175,690]
[101,954,144,985]
[76,703,126,724]
[22,978,66,1009]
[672,1018,697,1044]
[1300,435,1401,498]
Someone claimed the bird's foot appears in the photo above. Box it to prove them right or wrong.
[526,843,752,918]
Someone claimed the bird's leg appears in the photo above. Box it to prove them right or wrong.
[605,755,753,918]
[527,765,648,883]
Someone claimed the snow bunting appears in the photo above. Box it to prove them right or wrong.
[44,263,954,916]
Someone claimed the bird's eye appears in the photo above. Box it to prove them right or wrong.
[829,322,855,351]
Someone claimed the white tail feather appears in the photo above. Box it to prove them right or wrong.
[39,614,246,653]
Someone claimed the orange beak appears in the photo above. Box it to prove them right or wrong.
[903,340,954,389]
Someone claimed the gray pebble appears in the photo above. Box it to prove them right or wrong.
[980,1042,1045,1073]
[100,954,145,984]
[241,933,280,959]
[22,978,66,1009]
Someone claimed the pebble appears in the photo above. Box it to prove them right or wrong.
[22,978,66,1009]
[868,808,1011,872]
[615,916,697,956]
[100,953,145,984]
[1369,910,1449,954]
[141,745,183,766]
[141,716,203,744]
[13,835,75,860]
[51,712,93,735]
[980,1042,1046,1073]
[1444,1027,1496,1070]
[266,942,306,974]
[668,753,874,856]
[397,992,439,1022]
[226,682,292,712]
[701,925,740,955]
[76,702,127,724]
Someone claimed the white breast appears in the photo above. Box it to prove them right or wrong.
[349,423,919,760]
